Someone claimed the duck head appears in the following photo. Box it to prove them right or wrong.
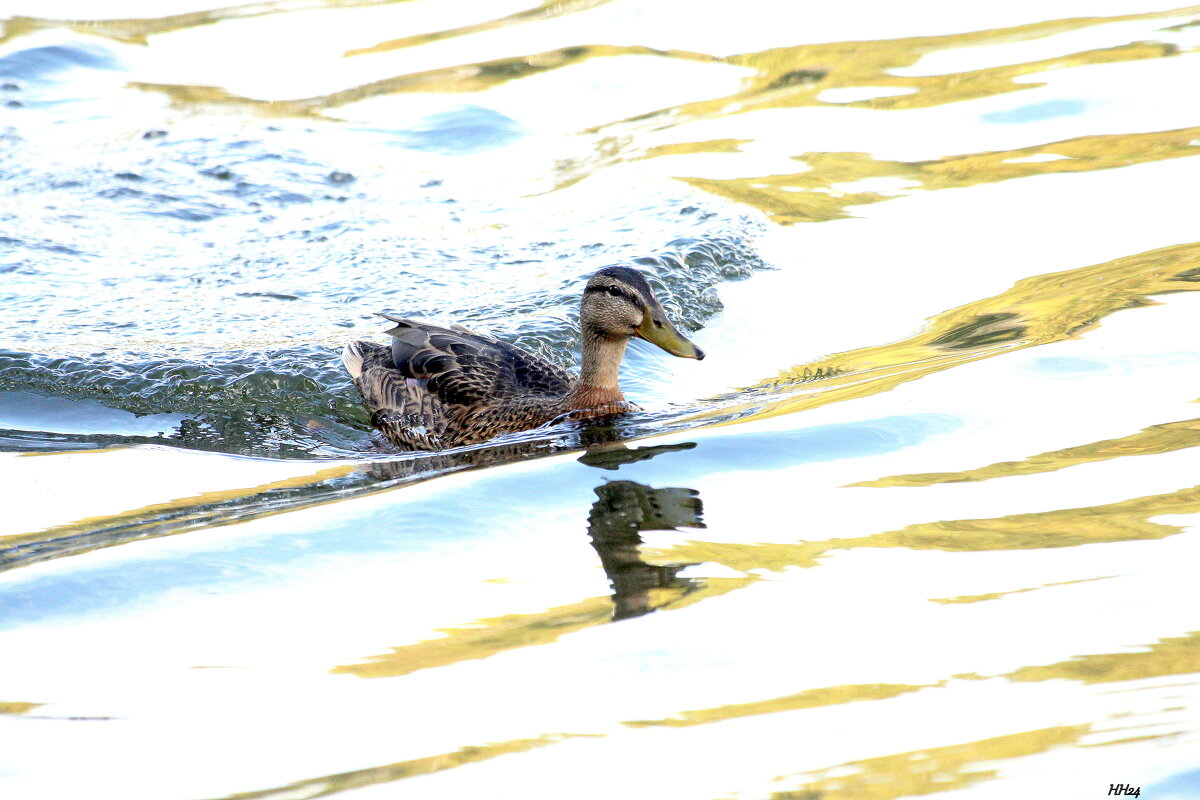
[580,266,705,360]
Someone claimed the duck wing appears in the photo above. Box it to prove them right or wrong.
[379,314,574,407]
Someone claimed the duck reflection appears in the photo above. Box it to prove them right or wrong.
[578,441,705,621]
[362,431,707,622]
[360,418,686,484]
[586,478,703,620]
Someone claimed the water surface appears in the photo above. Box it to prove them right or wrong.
[2,2,1200,798]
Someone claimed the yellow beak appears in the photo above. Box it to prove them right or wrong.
[636,305,705,360]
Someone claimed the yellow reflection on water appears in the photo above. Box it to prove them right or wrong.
[771,725,1090,800]
[334,576,752,679]
[855,416,1200,488]
[715,31,1178,120]
[930,576,1115,604]
[1,458,356,559]
[205,732,598,800]
[702,241,1200,426]
[891,482,1200,551]
[625,683,931,729]
[345,0,613,57]
[131,43,700,116]
[1,0,415,46]
[654,480,1200,575]
[682,125,1200,224]
[703,6,1198,115]
[7,0,1193,135]
[334,596,615,679]
[1009,630,1200,685]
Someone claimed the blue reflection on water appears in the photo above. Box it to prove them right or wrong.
[1145,768,1200,799]
[0,42,121,81]
[369,106,528,154]
[611,413,961,485]
[983,99,1087,124]
[0,391,184,437]
[1025,356,1112,377]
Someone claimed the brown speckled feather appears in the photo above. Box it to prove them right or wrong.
[345,319,623,450]
[384,316,574,408]
[345,340,450,450]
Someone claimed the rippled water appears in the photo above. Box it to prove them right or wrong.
[3,2,1200,798]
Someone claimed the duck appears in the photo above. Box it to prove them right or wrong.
[342,266,705,451]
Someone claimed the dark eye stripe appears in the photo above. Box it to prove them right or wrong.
[585,284,641,305]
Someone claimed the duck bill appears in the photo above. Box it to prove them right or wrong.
[636,310,705,360]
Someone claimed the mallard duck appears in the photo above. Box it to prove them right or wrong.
[342,266,705,451]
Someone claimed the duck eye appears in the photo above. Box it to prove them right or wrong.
[607,286,622,297]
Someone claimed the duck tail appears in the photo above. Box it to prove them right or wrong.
[341,340,369,380]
